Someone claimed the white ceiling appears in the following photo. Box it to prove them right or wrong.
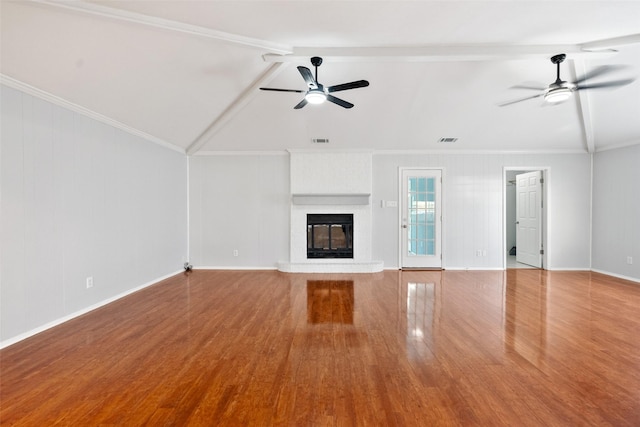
[2,1,639,154]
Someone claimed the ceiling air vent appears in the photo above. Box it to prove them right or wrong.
[311,138,330,144]
[438,137,458,143]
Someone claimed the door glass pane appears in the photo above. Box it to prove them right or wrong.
[407,176,436,256]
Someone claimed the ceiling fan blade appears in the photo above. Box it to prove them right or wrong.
[260,87,304,93]
[575,78,635,91]
[327,80,370,93]
[498,93,544,107]
[297,66,318,89]
[293,98,308,109]
[510,84,547,91]
[326,95,354,109]
[573,65,627,85]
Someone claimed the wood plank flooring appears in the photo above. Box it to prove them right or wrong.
[1,269,640,426]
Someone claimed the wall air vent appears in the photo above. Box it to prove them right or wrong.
[438,137,458,143]
[311,138,330,144]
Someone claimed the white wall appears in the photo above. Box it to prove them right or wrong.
[592,145,640,282]
[1,85,188,346]
[372,152,592,270]
[189,154,289,268]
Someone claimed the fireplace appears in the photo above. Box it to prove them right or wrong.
[277,150,383,273]
[307,214,353,259]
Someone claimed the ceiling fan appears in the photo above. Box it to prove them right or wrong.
[499,53,635,106]
[260,56,369,109]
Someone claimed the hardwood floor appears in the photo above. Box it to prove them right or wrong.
[1,269,640,426]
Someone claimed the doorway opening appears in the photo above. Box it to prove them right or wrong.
[504,167,548,269]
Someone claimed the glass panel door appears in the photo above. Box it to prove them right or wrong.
[401,169,442,269]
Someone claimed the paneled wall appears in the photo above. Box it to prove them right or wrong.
[372,152,592,270]
[1,85,188,346]
[592,145,640,281]
[189,154,290,268]
[190,151,592,271]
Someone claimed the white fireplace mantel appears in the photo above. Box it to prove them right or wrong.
[291,193,370,205]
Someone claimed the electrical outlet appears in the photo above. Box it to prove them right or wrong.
[476,250,482,257]
[86,277,94,289]
[233,249,239,257]
[627,256,633,265]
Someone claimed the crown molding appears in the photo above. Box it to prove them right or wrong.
[594,139,640,153]
[32,0,292,55]
[372,148,588,155]
[193,150,288,156]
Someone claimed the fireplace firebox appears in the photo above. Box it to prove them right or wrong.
[307,214,353,259]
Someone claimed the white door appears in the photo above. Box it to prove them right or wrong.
[401,169,442,269]
[516,171,542,268]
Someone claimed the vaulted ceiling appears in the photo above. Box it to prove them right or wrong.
[2,1,639,154]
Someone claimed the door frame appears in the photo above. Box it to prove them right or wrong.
[503,167,550,269]
[398,167,445,269]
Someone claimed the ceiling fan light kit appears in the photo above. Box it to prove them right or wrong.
[544,85,574,104]
[305,90,327,104]
[260,56,369,109]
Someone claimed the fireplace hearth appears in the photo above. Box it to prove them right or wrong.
[307,214,353,259]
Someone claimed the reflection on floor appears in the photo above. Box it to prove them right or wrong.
[307,280,354,324]
[507,254,538,269]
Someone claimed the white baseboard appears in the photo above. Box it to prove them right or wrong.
[194,266,278,270]
[277,261,384,273]
[0,270,182,350]
[591,269,640,284]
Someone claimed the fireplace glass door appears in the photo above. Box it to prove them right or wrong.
[307,214,353,258]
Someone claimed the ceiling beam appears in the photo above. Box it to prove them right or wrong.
[32,0,292,54]
[186,62,287,155]
[571,60,596,153]
[263,45,617,63]
[581,34,640,50]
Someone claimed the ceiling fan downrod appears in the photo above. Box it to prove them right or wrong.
[550,53,566,84]
[311,56,323,82]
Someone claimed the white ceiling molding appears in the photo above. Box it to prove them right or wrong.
[263,45,617,63]
[193,151,289,156]
[1,74,184,154]
[372,148,589,155]
[581,34,640,51]
[594,139,640,153]
[186,62,288,155]
[32,0,292,54]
